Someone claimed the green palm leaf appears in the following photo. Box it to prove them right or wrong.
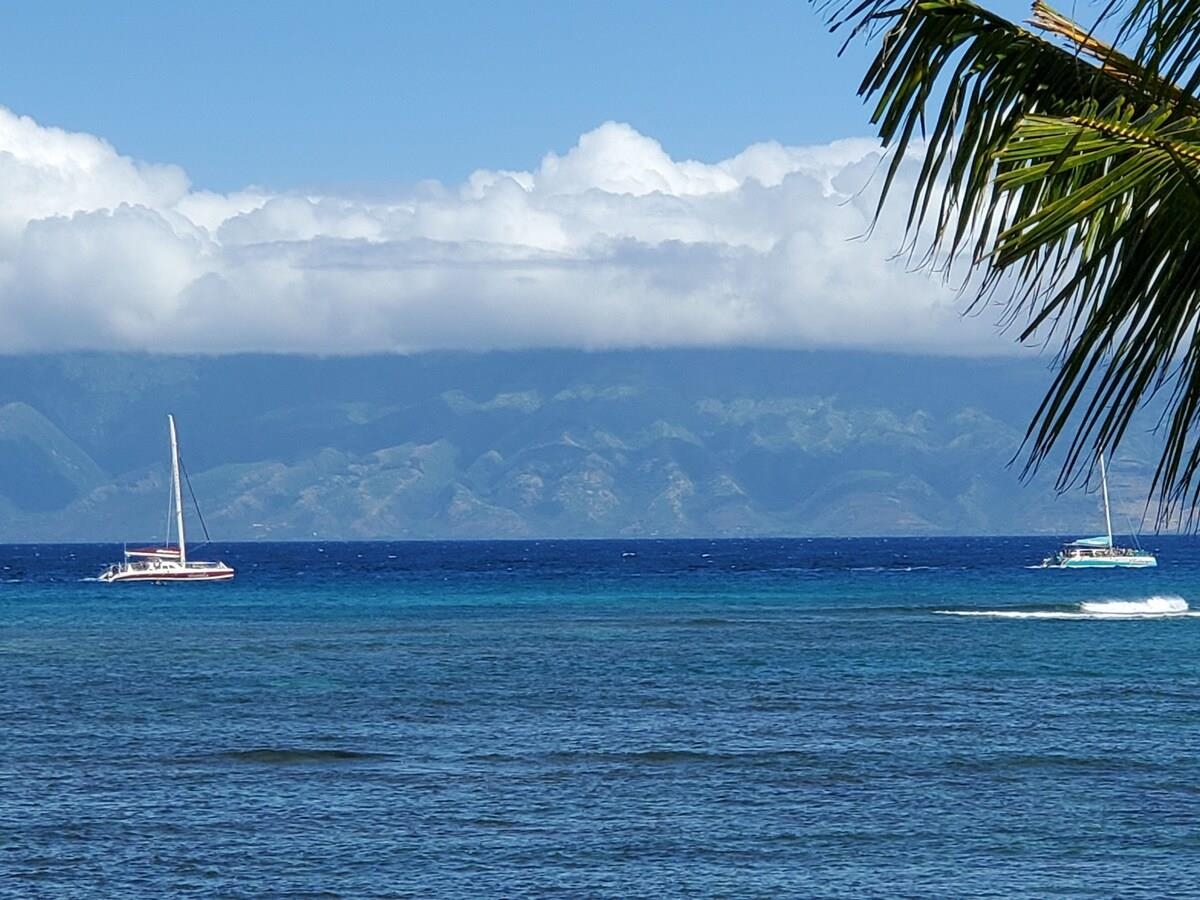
[821,0,1200,524]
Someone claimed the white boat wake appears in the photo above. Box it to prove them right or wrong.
[936,595,1195,619]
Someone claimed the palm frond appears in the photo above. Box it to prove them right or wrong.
[1119,0,1200,98]
[992,108,1200,522]
[819,0,1200,523]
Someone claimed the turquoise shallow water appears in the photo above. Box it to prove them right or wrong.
[4,537,1200,898]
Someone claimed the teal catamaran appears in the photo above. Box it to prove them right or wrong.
[1042,454,1156,568]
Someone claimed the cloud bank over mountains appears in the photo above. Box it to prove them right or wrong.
[0,109,1014,355]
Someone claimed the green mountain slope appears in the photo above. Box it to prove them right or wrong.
[0,350,1155,539]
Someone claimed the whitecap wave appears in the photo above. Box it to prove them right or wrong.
[850,565,942,573]
[936,595,1195,619]
[1080,596,1189,616]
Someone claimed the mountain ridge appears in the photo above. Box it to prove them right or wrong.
[0,349,1162,540]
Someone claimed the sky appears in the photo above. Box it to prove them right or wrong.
[0,0,1046,357]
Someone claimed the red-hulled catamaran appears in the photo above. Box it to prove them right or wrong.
[99,414,235,583]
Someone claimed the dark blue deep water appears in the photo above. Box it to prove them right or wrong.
[5,537,1200,898]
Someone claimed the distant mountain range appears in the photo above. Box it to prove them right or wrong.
[0,350,1167,540]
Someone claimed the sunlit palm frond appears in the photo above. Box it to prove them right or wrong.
[990,107,1200,521]
[1119,0,1200,97]
[819,0,1200,524]
[828,0,1193,265]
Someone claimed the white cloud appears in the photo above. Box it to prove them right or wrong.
[0,108,1018,355]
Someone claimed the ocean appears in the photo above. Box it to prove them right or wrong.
[4,536,1200,898]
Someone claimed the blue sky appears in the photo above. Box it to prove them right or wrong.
[0,0,1045,357]
[2,1,876,192]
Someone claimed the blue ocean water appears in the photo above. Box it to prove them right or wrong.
[4,536,1200,898]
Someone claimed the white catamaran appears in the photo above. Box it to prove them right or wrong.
[1042,453,1157,569]
[99,414,235,583]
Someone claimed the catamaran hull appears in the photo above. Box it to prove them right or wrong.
[99,563,235,583]
[1044,556,1158,569]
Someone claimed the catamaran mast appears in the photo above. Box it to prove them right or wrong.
[169,414,187,565]
[1100,452,1114,550]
